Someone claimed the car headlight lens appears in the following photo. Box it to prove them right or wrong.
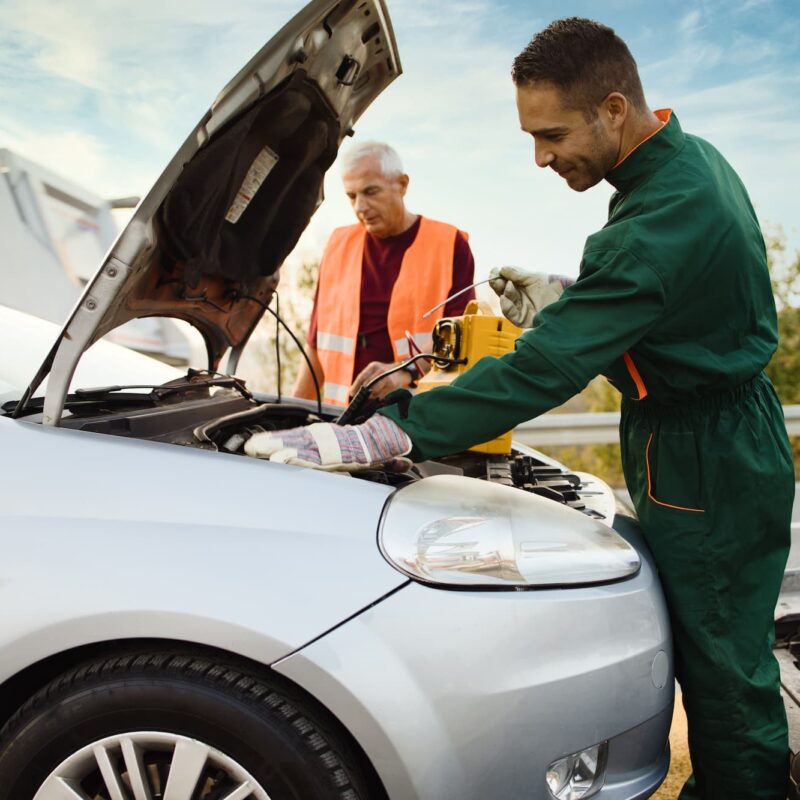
[379,475,639,588]
[546,742,608,799]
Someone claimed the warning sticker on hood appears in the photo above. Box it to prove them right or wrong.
[225,145,279,224]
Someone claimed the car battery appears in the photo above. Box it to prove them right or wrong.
[415,300,522,455]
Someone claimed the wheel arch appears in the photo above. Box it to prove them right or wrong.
[0,636,389,799]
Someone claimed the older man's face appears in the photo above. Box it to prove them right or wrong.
[342,156,409,238]
[516,82,619,192]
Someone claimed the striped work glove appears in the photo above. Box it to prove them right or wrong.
[244,414,413,472]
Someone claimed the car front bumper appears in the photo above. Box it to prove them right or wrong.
[274,517,673,800]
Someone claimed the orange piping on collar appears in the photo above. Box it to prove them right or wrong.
[613,108,673,169]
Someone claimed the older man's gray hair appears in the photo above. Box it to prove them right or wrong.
[340,141,404,178]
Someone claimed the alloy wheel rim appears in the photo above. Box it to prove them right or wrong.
[33,730,272,800]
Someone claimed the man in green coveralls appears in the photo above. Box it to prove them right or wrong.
[246,18,795,799]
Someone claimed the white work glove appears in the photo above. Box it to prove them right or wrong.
[488,266,574,328]
[244,414,413,472]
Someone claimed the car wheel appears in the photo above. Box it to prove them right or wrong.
[0,651,379,800]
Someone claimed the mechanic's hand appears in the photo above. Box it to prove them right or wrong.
[244,414,413,472]
[488,266,574,328]
[350,361,415,401]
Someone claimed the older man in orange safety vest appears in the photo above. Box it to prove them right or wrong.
[293,141,476,407]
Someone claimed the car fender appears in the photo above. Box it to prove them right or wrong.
[0,415,406,681]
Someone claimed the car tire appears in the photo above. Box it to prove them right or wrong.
[0,650,380,800]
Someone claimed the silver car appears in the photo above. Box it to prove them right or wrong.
[0,2,673,798]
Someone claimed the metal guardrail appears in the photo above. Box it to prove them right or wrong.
[514,404,800,446]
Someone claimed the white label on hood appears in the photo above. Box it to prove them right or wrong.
[225,145,279,224]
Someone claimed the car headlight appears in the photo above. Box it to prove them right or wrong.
[546,742,608,799]
[379,475,639,588]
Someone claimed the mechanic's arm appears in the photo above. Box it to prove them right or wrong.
[379,248,667,461]
[292,345,324,400]
[350,360,415,401]
[248,249,665,471]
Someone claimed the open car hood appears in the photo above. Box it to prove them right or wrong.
[19,0,400,425]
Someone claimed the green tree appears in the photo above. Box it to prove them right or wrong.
[764,228,800,468]
[765,228,800,404]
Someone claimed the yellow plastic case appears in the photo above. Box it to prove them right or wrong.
[415,300,522,454]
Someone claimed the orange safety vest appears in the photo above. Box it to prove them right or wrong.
[315,216,466,406]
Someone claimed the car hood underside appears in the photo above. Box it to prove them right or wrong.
[143,70,339,358]
[18,0,400,425]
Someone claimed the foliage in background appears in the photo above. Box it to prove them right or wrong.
[544,377,625,487]
[764,228,800,469]
[239,260,319,396]
[765,228,800,404]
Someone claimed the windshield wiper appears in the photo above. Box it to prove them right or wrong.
[2,391,160,416]
[3,373,254,417]
[74,372,254,401]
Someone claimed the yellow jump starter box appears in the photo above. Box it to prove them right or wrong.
[415,300,522,455]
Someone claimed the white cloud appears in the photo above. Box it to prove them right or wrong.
[663,72,800,247]
[737,0,773,11]
[0,3,104,89]
[0,123,157,200]
[630,0,800,250]
[679,9,703,34]
[0,0,307,154]
[390,0,495,30]
[1,0,797,281]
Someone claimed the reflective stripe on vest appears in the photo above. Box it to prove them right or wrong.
[316,331,355,355]
[315,217,465,406]
[323,382,350,404]
[394,332,434,358]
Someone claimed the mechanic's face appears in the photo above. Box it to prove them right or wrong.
[342,156,409,238]
[516,82,622,192]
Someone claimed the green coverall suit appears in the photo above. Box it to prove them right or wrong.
[380,112,795,799]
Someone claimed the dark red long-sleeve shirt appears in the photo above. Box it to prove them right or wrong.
[307,216,476,376]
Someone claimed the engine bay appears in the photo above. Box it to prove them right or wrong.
[192,397,612,520]
[2,297,620,526]
[32,373,611,522]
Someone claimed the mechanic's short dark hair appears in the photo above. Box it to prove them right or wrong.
[512,18,646,118]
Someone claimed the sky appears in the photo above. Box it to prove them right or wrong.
[1,0,799,283]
